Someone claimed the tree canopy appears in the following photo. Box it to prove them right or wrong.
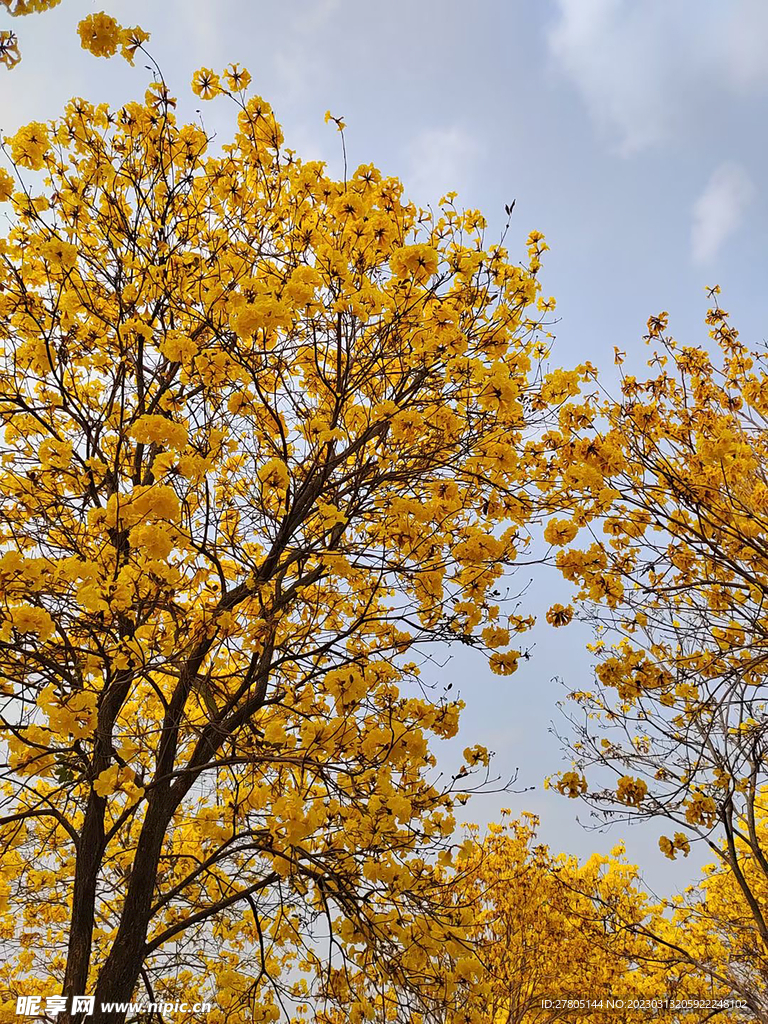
[548,304,768,1017]
[1,8,766,1024]
[0,28,589,1023]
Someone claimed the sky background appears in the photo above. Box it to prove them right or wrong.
[2,0,766,896]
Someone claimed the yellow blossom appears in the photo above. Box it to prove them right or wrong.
[77,12,122,58]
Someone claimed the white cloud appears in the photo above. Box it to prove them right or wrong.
[547,0,768,154]
[547,0,674,154]
[691,162,755,264]
[405,126,480,205]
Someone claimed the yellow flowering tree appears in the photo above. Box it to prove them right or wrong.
[317,814,748,1024]
[0,42,587,1024]
[666,796,768,1017]
[545,298,768,1011]
[452,816,759,1023]
[447,816,667,1024]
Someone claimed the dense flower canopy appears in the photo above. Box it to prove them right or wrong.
[0,44,595,1021]
[2,7,766,1023]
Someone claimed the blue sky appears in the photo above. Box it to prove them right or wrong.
[2,0,766,894]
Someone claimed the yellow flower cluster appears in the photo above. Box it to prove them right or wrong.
[38,684,96,741]
[9,603,54,639]
[0,29,20,69]
[658,832,690,860]
[489,651,520,676]
[96,483,181,531]
[191,63,253,101]
[389,243,440,284]
[545,602,573,627]
[617,775,648,806]
[128,522,174,561]
[8,120,49,170]
[1,0,62,13]
[77,11,149,63]
[77,11,120,57]
[0,166,13,200]
[684,791,717,827]
[556,771,587,798]
[191,67,221,100]
[93,764,144,800]
[543,517,579,546]
[39,237,77,272]
[129,414,189,452]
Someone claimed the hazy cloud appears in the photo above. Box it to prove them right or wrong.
[547,0,675,154]
[547,0,768,154]
[691,162,755,264]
